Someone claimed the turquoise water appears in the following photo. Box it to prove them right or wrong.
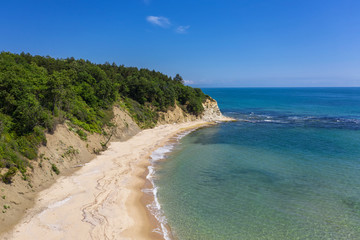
[153,88,360,240]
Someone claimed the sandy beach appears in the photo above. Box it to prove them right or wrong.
[0,120,217,240]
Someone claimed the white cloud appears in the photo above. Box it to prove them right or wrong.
[175,25,190,34]
[184,80,194,85]
[146,16,171,28]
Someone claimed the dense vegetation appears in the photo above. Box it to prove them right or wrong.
[0,52,208,183]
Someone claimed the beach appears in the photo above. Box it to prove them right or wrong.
[0,120,219,240]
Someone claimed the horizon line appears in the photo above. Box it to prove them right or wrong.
[194,86,360,89]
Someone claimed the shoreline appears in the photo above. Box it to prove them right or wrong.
[0,120,227,240]
[121,121,218,240]
[142,127,200,240]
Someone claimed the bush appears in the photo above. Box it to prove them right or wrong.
[51,164,60,175]
[124,98,158,128]
[2,167,18,184]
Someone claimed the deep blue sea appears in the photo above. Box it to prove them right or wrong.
[151,88,360,240]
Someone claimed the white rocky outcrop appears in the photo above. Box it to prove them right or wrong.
[201,98,224,121]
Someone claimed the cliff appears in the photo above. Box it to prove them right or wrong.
[157,98,225,125]
[0,99,225,233]
[201,98,225,121]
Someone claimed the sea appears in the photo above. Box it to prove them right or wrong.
[146,88,360,240]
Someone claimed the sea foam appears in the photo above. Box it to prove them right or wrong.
[144,129,195,240]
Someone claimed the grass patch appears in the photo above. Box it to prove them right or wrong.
[61,146,79,158]
[76,129,87,141]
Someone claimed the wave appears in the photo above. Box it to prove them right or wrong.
[228,112,360,130]
[143,129,195,240]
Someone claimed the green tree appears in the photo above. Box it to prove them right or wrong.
[174,74,184,84]
[13,94,43,134]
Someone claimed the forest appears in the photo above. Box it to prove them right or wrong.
[0,52,208,183]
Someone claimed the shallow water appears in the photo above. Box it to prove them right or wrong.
[154,88,360,239]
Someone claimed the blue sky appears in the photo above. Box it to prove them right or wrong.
[1,0,360,87]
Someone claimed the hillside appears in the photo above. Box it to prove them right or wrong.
[0,52,209,184]
[0,52,225,232]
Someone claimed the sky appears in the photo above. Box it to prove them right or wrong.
[1,0,360,87]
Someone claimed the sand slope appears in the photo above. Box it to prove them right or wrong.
[1,121,214,240]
